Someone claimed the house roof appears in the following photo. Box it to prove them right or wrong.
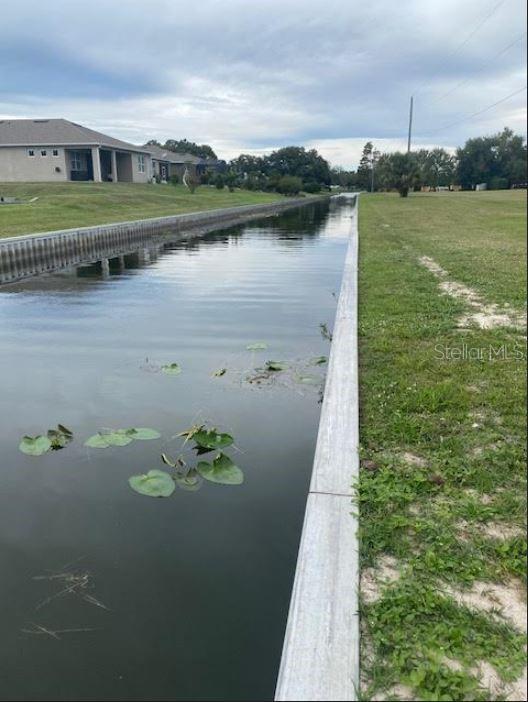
[0,118,150,153]
[144,144,203,164]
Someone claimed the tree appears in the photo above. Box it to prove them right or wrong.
[377,152,420,197]
[163,138,217,160]
[357,142,374,190]
[456,128,527,189]
[414,148,457,188]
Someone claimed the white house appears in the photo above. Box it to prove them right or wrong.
[0,118,152,183]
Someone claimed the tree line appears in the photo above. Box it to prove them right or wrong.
[333,128,527,197]
[147,127,525,196]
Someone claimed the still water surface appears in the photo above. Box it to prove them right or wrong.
[0,199,352,700]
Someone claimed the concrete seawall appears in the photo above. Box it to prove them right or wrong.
[0,195,327,284]
[275,194,359,701]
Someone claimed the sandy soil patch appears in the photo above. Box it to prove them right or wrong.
[418,256,526,330]
[361,555,400,605]
[445,578,527,633]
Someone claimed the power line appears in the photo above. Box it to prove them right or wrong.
[413,0,508,97]
[429,31,527,104]
[418,85,527,136]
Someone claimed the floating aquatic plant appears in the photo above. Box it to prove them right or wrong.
[246,342,268,351]
[193,428,234,450]
[84,427,160,449]
[265,360,288,372]
[19,424,74,456]
[128,469,176,497]
[161,363,182,375]
[212,368,227,377]
[197,453,244,485]
[19,435,52,456]
[312,356,328,365]
[319,322,333,341]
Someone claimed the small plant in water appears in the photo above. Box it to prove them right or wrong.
[19,424,74,456]
[161,363,182,375]
[130,424,244,497]
[84,427,161,449]
[246,342,268,351]
[319,322,333,342]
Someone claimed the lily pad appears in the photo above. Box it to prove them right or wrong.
[297,375,320,385]
[128,469,176,497]
[84,430,133,448]
[246,342,268,351]
[47,424,74,450]
[161,363,182,375]
[19,435,52,456]
[174,470,203,492]
[193,429,234,450]
[126,427,161,441]
[212,368,227,377]
[312,356,328,365]
[265,360,287,372]
[197,453,244,485]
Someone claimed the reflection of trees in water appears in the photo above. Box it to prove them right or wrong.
[0,200,336,293]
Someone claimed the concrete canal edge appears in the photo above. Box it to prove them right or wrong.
[0,195,328,283]
[275,194,359,701]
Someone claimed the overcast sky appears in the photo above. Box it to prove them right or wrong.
[0,0,526,168]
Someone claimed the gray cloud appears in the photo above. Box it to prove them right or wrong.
[0,0,525,167]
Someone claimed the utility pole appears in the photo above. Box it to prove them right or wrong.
[407,96,414,153]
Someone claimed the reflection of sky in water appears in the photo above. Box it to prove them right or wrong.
[0,200,353,701]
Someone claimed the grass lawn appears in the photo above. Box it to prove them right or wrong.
[0,181,286,238]
[357,191,527,701]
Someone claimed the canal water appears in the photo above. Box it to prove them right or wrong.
[0,199,352,701]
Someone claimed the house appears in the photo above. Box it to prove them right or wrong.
[145,143,226,182]
[0,118,152,183]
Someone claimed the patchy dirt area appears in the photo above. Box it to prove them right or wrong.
[418,255,526,330]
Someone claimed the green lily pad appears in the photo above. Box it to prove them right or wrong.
[297,375,320,385]
[47,424,74,450]
[193,429,234,450]
[212,368,227,377]
[126,427,161,441]
[265,360,287,372]
[161,363,182,375]
[19,435,52,456]
[197,453,244,485]
[312,356,328,365]
[128,469,176,497]
[246,342,268,351]
[84,430,133,448]
[174,470,203,492]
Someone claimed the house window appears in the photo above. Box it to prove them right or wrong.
[52,149,59,156]
[40,150,47,157]
[28,149,35,157]
[70,151,82,171]
[138,154,145,173]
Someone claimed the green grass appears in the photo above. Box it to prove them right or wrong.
[357,191,527,701]
[0,181,287,238]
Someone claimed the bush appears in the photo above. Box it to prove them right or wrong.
[214,174,225,190]
[303,181,321,193]
[276,175,303,195]
[489,177,509,190]
[170,175,179,186]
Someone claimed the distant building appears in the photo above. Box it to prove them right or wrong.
[145,143,225,182]
[0,119,152,183]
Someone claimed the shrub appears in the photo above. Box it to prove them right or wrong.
[489,177,509,190]
[214,174,225,190]
[276,175,303,195]
[170,175,179,186]
[303,180,321,193]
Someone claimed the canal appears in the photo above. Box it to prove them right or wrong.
[0,198,353,701]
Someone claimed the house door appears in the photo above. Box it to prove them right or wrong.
[161,164,167,180]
